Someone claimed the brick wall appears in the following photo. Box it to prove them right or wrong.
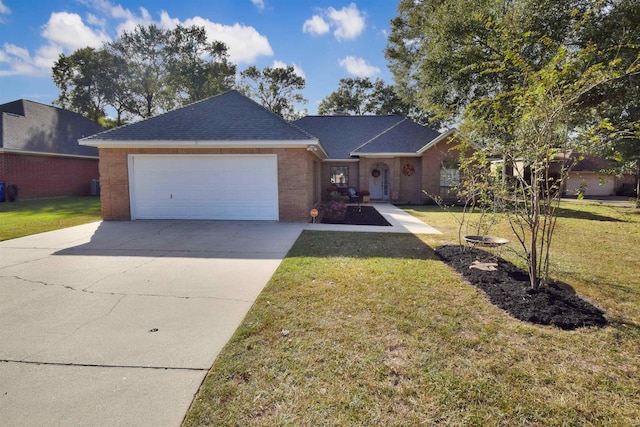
[99,147,318,222]
[421,136,468,201]
[0,152,99,199]
[398,157,422,204]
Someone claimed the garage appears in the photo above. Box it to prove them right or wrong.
[80,90,325,221]
[565,173,615,197]
[129,154,279,220]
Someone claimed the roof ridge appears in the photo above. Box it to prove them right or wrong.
[235,90,319,141]
[350,116,407,154]
[82,90,234,140]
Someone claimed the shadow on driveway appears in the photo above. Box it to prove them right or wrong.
[53,220,306,259]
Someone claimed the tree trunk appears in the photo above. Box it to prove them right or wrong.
[636,163,639,209]
[529,168,541,290]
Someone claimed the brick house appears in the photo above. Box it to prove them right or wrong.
[81,90,463,222]
[0,100,104,200]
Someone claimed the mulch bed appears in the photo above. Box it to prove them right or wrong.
[435,245,608,330]
[321,205,391,226]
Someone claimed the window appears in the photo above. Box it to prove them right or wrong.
[330,166,349,187]
[440,160,460,198]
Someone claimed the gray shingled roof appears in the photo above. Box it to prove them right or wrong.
[0,100,102,157]
[83,90,316,143]
[293,115,442,159]
[352,118,442,154]
[293,115,406,159]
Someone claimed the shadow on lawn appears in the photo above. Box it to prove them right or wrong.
[555,206,625,222]
[290,231,438,261]
[294,232,609,330]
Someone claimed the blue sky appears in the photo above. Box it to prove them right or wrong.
[0,0,399,114]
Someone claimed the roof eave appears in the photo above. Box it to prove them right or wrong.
[79,138,328,159]
[321,158,360,162]
[0,147,98,159]
[416,129,459,155]
[351,152,422,158]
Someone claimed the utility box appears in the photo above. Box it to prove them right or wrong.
[0,181,4,202]
[90,179,100,196]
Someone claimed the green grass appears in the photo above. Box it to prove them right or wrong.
[0,197,102,241]
[185,201,640,426]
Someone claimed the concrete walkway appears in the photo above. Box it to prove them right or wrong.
[0,220,305,426]
[306,203,442,234]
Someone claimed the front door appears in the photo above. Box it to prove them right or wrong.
[369,165,390,200]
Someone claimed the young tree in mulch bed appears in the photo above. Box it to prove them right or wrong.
[435,245,607,330]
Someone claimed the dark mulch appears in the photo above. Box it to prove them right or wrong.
[321,205,391,226]
[435,245,607,330]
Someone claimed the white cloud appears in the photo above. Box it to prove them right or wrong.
[0,43,48,76]
[272,60,306,79]
[302,15,330,36]
[86,13,107,28]
[327,3,365,41]
[251,0,265,11]
[0,10,111,77]
[41,12,111,51]
[303,3,365,41]
[33,43,63,70]
[3,43,30,62]
[339,56,380,77]
[183,16,273,64]
[0,0,11,23]
[0,1,274,77]
[114,7,152,34]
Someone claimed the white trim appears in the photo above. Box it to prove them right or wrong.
[357,153,422,158]
[80,138,317,148]
[321,158,359,162]
[127,154,280,221]
[0,147,98,160]
[81,138,327,159]
[416,129,458,155]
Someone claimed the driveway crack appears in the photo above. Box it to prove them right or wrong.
[0,359,207,371]
[1,274,254,302]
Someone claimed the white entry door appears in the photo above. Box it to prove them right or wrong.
[369,166,390,200]
[129,155,279,220]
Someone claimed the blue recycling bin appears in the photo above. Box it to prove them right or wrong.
[0,181,5,202]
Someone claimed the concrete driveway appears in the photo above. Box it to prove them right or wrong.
[0,220,305,426]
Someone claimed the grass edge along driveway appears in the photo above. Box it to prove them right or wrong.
[0,197,101,241]
[184,202,640,426]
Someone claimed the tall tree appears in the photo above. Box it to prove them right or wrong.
[238,65,306,121]
[164,25,236,105]
[52,24,236,124]
[318,77,374,115]
[317,77,434,124]
[387,0,639,289]
[52,47,113,122]
[108,24,171,118]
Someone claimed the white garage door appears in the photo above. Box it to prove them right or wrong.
[129,155,279,220]
[565,173,615,197]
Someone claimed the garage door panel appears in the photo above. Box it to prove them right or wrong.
[130,155,279,220]
[566,174,615,197]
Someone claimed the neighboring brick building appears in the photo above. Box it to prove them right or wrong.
[81,90,462,222]
[0,100,104,200]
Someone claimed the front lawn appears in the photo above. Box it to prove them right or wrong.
[0,197,101,241]
[184,201,639,426]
